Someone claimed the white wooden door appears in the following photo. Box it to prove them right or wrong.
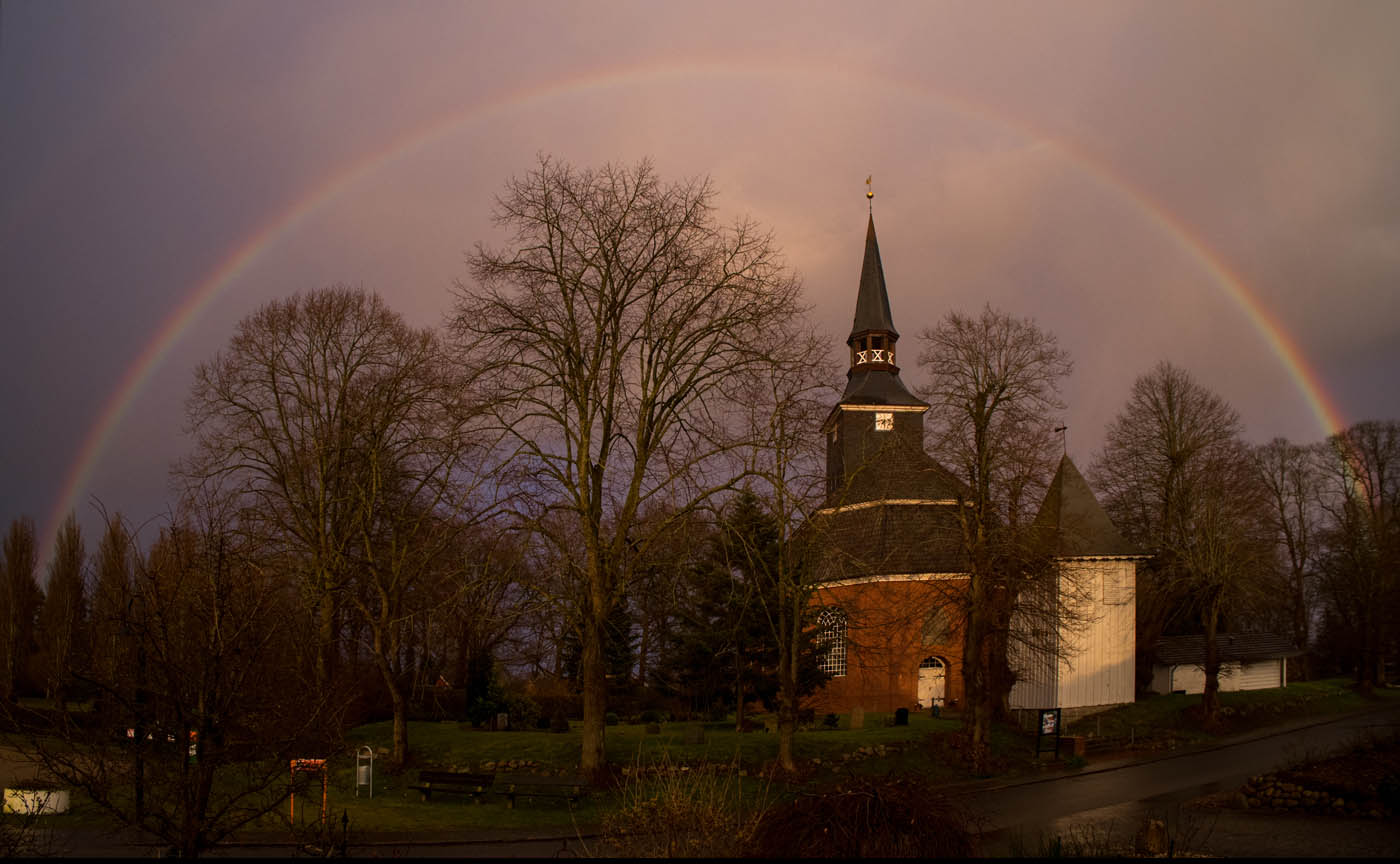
[917,657,946,707]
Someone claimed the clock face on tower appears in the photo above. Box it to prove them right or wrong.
[875,412,893,431]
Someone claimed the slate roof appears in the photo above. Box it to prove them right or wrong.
[1032,455,1141,557]
[1153,633,1304,665]
[807,500,970,582]
[850,214,898,339]
[839,368,928,408]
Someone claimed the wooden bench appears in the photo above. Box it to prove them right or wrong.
[492,774,590,809]
[409,770,495,802]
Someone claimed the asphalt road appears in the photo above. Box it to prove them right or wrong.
[971,704,1400,856]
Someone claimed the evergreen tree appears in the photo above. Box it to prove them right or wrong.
[658,493,826,724]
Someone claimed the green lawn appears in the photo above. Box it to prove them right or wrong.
[1065,677,1399,747]
[18,680,1396,837]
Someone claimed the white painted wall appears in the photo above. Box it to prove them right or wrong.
[1010,558,1137,710]
[1150,658,1285,694]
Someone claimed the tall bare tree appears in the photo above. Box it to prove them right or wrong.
[12,503,336,859]
[184,287,433,692]
[340,323,493,769]
[916,304,1072,773]
[452,156,807,778]
[1093,361,1266,724]
[1,517,43,701]
[731,326,835,772]
[1314,420,1400,690]
[90,511,135,692]
[1252,438,1323,678]
[37,512,86,710]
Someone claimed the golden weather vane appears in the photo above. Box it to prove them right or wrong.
[866,175,873,211]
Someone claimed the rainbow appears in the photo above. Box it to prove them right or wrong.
[36,60,1348,567]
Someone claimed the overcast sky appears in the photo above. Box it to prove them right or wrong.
[3,0,1398,574]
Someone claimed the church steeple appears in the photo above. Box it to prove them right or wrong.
[838,214,924,408]
[851,214,899,342]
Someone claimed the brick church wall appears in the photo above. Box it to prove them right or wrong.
[808,577,969,714]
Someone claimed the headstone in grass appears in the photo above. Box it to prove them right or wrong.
[850,706,864,730]
[645,723,662,735]
[683,725,706,745]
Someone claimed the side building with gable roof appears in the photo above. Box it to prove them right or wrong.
[1008,455,1144,721]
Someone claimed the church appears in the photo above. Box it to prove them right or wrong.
[806,214,1141,720]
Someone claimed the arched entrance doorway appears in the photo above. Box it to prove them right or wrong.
[917,656,946,708]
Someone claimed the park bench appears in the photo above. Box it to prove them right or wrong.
[409,770,495,802]
[492,773,590,809]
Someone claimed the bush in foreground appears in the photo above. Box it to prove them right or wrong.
[744,775,978,858]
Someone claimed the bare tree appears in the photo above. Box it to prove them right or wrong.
[183,288,438,692]
[37,512,86,710]
[1092,361,1266,724]
[90,510,135,691]
[340,324,493,769]
[1314,420,1400,691]
[1252,438,1323,678]
[1,518,42,702]
[915,304,1072,773]
[8,503,336,859]
[452,156,806,778]
[730,326,835,772]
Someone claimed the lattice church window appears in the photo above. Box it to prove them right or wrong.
[817,607,848,677]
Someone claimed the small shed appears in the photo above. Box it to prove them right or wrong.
[1150,633,1303,695]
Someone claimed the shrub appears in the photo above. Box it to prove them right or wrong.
[744,776,976,858]
[505,692,542,731]
[894,707,909,726]
[549,710,571,734]
[822,713,840,730]
[601,751,768,858]
[638,709,665,725]
[605,712,620,726]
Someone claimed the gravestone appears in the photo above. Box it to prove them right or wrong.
[850,706,864,730]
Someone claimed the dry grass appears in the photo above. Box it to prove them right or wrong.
[599,749,770,858]
[743,774,978,858]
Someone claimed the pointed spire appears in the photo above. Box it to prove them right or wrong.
[1034,455,1139,557]
[837,212,925,408]
[850,214,899,341]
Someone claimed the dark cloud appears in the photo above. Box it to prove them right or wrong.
[2,0,1396,570]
